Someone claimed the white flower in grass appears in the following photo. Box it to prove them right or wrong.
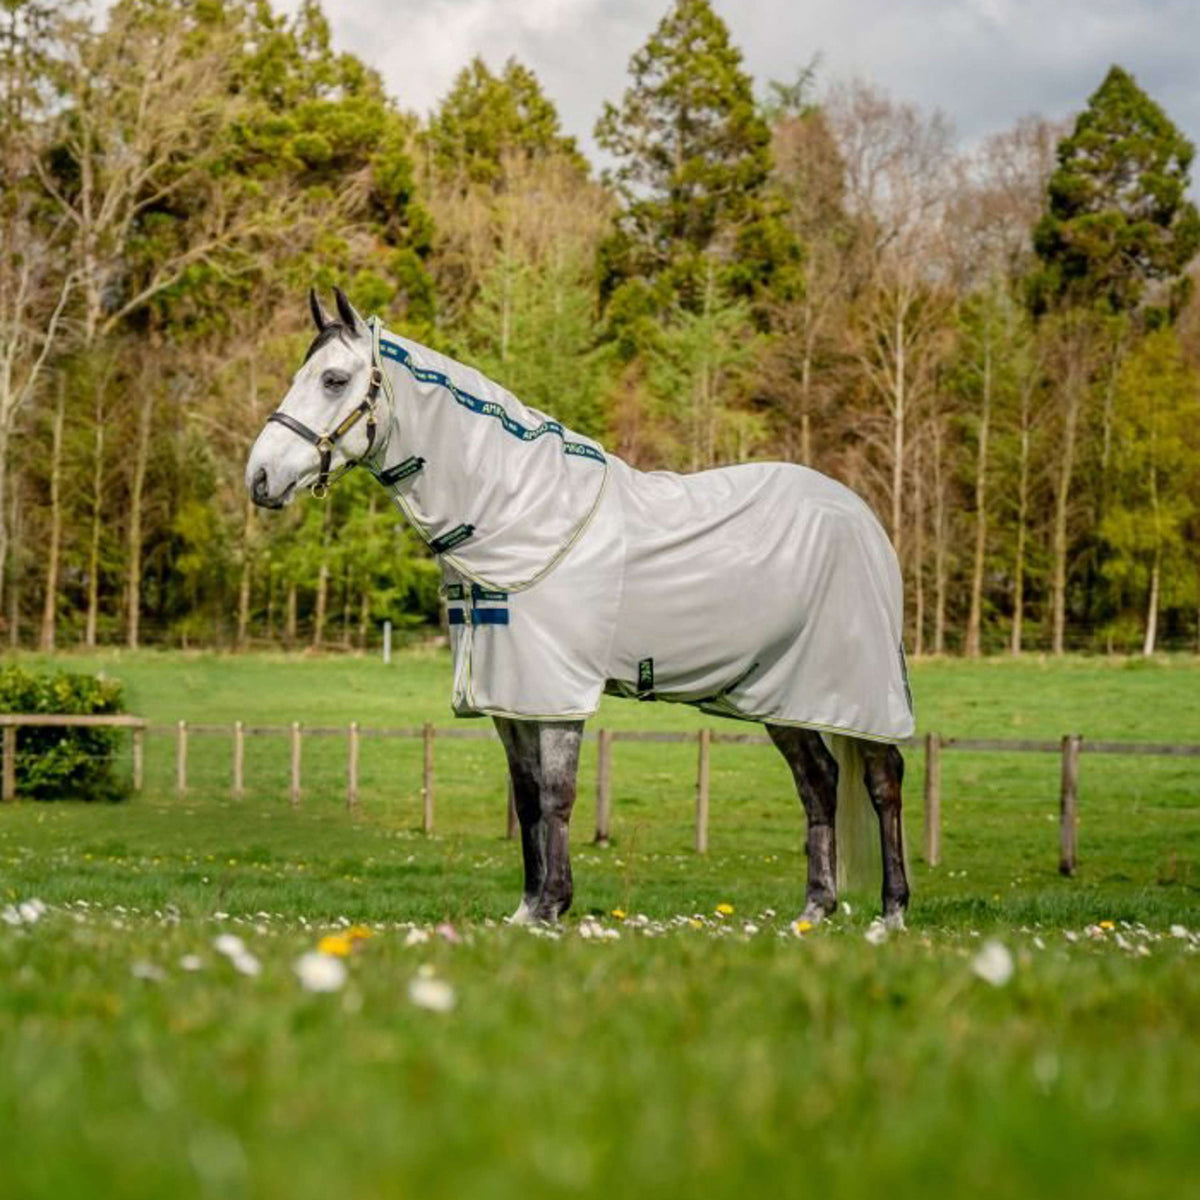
[179,954,204,972]
[863,920,888,946]
[231,951,261,977]
[972,940,1014,987]
[294,951,346,993]
[1,905,21,927]
[408,975,456,1013]
[213,933,246,958]
[131,961,166,982]
[19,899,46,924]
[404,927,430,947]
[1169,925,1188,939]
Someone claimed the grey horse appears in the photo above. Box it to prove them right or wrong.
[246,290,912,928]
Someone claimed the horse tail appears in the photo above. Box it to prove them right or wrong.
[828,734,880,897]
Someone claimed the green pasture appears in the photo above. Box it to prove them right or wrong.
[1,650,1199,1199]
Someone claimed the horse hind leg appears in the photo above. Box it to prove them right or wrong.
[861,742,910,928]
[767,724,839,924]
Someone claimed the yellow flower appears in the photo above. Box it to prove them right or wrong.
[715,902,734,916]
[792,920,814,935]
[346,925,374,942]
[611,908,627,920]
[688,918,704,930]
[1098,920,1115,931]
[317,934,353,957]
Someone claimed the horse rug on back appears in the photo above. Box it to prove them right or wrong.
[372,325,915,743]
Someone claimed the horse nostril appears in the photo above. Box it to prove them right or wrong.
[252,467,269,501]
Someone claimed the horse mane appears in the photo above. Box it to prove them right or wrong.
[303,322,351,363]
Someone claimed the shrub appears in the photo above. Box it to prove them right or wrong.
[0,666,129,802]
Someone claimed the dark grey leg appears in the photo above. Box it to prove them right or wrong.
[861,742,910,926]
[767,724,840,923]
[494,718,543,922]
[494,717,584,922]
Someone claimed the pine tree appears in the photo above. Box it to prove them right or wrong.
[594,0,787,315]
[1032,65,1200,320]
[427,56,586,190]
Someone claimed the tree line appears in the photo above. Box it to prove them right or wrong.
[2,0,1199,656]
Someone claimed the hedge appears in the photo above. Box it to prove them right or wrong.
[0,666,129,802]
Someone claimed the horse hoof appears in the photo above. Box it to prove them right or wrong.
[797,903,831,926]
[883,910,907,933]
[507,899,535,925]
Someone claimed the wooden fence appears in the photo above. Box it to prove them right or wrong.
[1,715,1198,876]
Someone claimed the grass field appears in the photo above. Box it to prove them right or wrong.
[1,649,1199,1199]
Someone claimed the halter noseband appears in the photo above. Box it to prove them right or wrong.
[266,322,386,498]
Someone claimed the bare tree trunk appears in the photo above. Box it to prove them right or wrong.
[312,504,330,648]
[932,416,947,655]
[912,437,925,656]
[0,420,9,612]
[39,391,65,651]
[1011,398,1032,655]
[891,311,906,559]
[313,561,328,648]
[7,464,20,647]
[236,494,253,650]
[341,566,352,649]
[1051,376,1081,656]
[1143,457,1160,658]
[1143,547,1160,658]
[84,399,105,648]
[125,386,153,648]
[965,331,992,657]
[358,589,370,650]
[285,581,297,647]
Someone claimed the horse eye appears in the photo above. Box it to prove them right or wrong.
[322,370,349,392]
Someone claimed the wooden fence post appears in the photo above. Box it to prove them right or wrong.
[347,721,360,811]
[695,728,711,854]
[923,732,941,866]
[290,721,302,808]
[506,778,517,839]
[232,720,245,801]
[2,725,16,802]
[1059,733,1081,876]
[131,726,144,793]
[422,721,435,833]
[594,728,613,845]
[176,720,188,798]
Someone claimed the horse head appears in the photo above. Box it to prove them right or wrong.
[245,288,384,508]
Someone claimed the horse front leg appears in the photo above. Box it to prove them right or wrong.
[494,717,544,924]
[494,718,584,923]
[767,724,839,924]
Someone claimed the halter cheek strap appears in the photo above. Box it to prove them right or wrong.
[266,346,384,498]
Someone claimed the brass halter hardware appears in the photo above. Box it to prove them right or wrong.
[266,362,384,498]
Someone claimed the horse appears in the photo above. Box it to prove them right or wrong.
[246,288,914,928]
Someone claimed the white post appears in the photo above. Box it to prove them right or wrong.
[382,619,392,665]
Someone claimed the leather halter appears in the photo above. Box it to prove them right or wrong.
[266,341,384,499]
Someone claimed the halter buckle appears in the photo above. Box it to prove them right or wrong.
[310,480,329,500]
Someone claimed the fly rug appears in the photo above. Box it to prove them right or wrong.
[247,290,916,928]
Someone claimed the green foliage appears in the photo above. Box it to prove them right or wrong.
[1032,65,1200,319]
[0,664,126,801]
[1100,330,1200,616]
[426,56,587,188]
[595,0,791,322]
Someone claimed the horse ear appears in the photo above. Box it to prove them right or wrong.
[333,286,361,335]
[309,288,332,331]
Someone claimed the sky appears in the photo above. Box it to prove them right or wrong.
[273,0,1200,168]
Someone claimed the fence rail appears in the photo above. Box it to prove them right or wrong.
[1,715,1197,874]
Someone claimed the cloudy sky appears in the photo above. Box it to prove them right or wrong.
[275,0,1200,167]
